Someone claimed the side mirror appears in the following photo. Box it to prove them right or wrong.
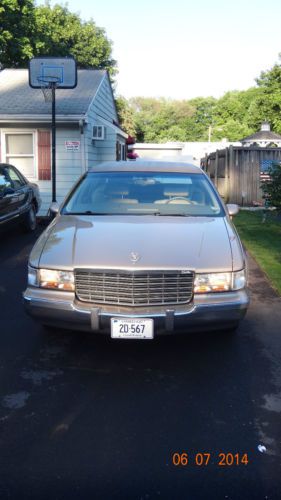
[3,187,15,196]
[226,204,239,217]
[49,202,60,215]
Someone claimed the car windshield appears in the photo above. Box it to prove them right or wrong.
[62,171,224,216]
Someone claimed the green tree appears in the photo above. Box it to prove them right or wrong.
[130,97,194,142]
[33,4,116,75]
[0,0,35,67]
[212,89,260,140]
[115,96,136,136]
[251,58,281,133]
[186,97,217,141]
[210,119,252,141]
[0,1,117,75]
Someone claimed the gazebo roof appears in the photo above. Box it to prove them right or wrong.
[241,122,281,143]
[241,130,281,142]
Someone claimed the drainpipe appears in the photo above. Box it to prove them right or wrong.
[79,118,86,173]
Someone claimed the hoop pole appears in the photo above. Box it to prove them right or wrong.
[51,83,56,202]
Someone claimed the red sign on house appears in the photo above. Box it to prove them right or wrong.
[65,141,80,151]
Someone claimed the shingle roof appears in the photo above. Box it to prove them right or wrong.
[241,130,281,142]
[0,69,106,116]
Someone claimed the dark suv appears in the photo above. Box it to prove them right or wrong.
[0,163,41,232]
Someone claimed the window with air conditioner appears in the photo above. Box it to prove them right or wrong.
[92,126,105,140]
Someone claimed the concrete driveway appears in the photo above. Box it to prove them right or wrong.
[0,224,281,499]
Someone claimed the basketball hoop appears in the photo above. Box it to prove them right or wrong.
[29,57,77,204]
[37,76,60,103]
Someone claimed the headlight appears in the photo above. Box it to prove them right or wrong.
[194,270,246,293]
[39,269,75,291]
[28,267,75,291]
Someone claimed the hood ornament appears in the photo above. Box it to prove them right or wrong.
[130,251,140,264]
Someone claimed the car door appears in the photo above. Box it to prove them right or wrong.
[6,165,31,215]
[0,166,19,224]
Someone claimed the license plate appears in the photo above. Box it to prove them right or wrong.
[111,318,154,339]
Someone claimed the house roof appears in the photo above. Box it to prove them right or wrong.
[241,129,281,142]
[0,68,106,117]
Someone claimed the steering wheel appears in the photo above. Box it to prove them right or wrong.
[166,196,190,204]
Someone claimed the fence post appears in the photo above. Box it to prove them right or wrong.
[228,145,234,203]
[224,147,229,202]
[214,150,219,188]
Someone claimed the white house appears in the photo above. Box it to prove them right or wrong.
[0,69,127,214]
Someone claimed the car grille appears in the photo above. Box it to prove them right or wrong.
[74,270,194,306]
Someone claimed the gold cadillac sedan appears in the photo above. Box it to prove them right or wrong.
[23,161,249,339]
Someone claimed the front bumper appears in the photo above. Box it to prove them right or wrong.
[23,287,250,334]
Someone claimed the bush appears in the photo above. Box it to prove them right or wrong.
[261,161,281,210]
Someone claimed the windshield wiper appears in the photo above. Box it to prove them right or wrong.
[156,213,191,217]
[127,212,191,217]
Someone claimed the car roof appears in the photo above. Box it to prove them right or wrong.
[88,160,202,174]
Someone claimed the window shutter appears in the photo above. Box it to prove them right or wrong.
[38,131,51,180]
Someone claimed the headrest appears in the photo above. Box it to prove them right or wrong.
[107,186,129,196]
[164,185,189,197]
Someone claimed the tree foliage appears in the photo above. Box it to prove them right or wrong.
[0,1,117,74]
[115,96,136,137]
[128,97,194,142]
[2,2,281,140]
[117,58,281,141]
[33,4,116,75]
[117,68,281,142]
[0,0,35,67]
[253,57,281,134]
[118,93,256,142]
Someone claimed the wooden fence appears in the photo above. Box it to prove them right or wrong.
[201,146,281,205]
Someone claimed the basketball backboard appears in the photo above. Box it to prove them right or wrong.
[29,56,77,89]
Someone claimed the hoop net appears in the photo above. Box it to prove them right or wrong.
[37,76,60,103]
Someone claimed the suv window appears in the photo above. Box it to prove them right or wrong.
[6,166,25,190]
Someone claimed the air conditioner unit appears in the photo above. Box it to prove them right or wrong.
[92,125,105,140]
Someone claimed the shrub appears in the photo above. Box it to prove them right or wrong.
[261,161,281,211]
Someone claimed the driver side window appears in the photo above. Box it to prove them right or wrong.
[0,169,12,195]
[7,166,25,190]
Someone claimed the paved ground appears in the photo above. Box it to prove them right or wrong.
[0,223,281,499]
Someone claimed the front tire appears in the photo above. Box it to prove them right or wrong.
[23,204,37,232]
[225,321,240,333]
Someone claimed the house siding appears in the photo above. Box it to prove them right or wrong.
[85,74,121,168]
[0,71,127,216]
[39,127,84,215]
[0,125,84,215]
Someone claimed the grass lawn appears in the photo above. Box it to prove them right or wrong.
[234,210,281,295]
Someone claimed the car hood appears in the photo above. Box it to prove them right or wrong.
[30,215,244,273]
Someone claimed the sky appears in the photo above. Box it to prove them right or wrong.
[36,0,281,100]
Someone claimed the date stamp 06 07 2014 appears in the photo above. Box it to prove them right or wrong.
[172,452,249,467]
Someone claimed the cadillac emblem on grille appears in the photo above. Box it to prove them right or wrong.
[130,251,140,264]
